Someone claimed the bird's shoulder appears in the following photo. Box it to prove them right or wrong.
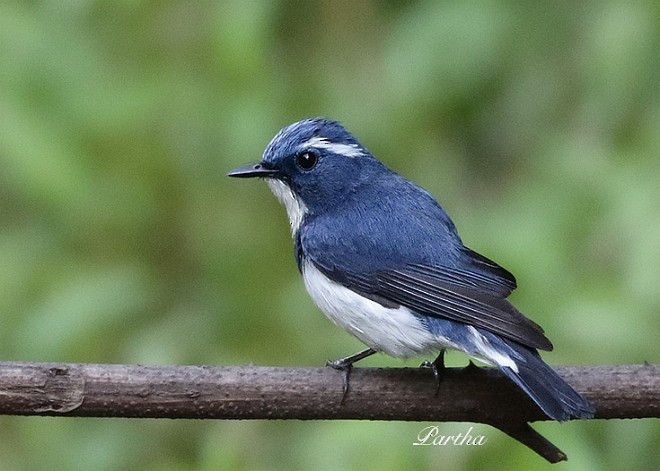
[297,172,516,295]
[300,176,461,266]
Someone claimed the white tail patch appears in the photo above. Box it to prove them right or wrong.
[467,326,519,372]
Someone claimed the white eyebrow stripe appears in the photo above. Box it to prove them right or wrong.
[303,136,365,158]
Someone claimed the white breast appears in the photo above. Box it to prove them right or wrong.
[302,260,458,358]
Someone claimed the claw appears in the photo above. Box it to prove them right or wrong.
[326,348,377,404]
[326,359,352,404]
[421,350,446,396]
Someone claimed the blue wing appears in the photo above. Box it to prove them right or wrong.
[297,185,552,351]
[373,260,552,351]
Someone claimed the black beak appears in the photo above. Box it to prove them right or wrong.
[227,163,278,179]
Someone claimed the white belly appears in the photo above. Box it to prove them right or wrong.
[302,261,458,357]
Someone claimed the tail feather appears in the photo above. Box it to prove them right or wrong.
[500,358,595,421]
[422,318,595,421]
[483,332,595,421]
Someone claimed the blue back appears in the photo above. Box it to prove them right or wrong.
[297,165,464,275]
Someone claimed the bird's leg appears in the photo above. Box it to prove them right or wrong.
[420,349,446,396]
[326,348,377,403]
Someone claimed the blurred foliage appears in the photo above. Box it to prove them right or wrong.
[0,1,658,470]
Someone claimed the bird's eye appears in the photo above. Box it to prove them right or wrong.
[296,152,318,170]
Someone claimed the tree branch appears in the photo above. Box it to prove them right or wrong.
[0,362,656,463]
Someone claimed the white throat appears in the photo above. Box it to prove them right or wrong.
[266,178,308,234]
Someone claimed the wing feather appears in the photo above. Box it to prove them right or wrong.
[375,267,552,351]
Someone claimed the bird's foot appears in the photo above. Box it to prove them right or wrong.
[326,358,353,404]
[326,348,377,404]
[420,350,446,396]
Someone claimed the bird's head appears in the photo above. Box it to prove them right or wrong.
[228,117,379,232]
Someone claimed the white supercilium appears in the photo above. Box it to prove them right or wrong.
[303,136,365,158]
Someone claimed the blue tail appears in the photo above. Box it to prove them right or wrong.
[419,316,595,421]
[489,334,595,421]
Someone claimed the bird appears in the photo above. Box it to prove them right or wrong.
[227,117,595,421]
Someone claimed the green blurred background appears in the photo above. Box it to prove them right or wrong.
[1,1,658,470]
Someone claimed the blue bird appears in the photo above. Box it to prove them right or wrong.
[228,117,595,421]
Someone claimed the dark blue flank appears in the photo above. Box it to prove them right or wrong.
[245,117,594,421]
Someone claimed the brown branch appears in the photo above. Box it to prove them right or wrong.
[0,362,657,463]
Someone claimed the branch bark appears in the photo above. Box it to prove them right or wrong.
[0,362,657,463]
